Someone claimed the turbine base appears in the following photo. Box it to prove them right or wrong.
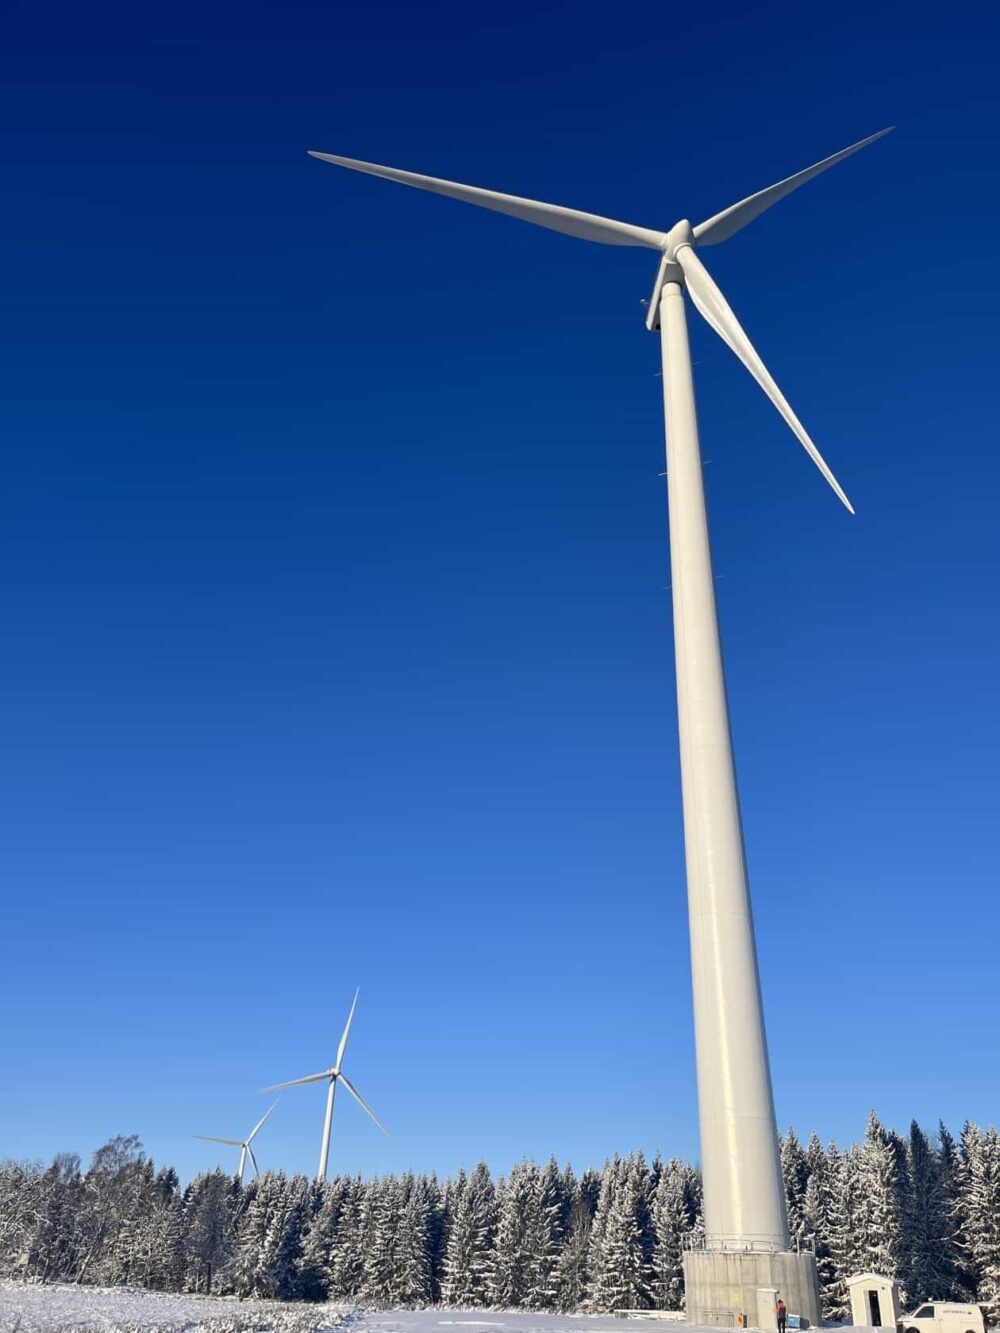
[683,1247,821,1329]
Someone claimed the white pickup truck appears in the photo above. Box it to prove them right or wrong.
[901,1303,988,1333]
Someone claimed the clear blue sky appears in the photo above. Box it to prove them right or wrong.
[2,0,998,1184]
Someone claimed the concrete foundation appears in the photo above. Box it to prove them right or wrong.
[684,1248,821,1329]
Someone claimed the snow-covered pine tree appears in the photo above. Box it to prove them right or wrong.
[297,1176,351,1300]
[358,1174,404,1304]
[853,1112,907,1284]
[232,1171,292,1298]
[585,1154,621,1305]
[801,1136,838,1320]
[938,1123,974,1299]
[960,1124,1000,1321]
[328,1177,366,1300]
[27,1153,83,1283]
[827,1141,865,1320]
[524,1157,568,1310]
[424,1173,447,1302]
[491,1161,536,1307]
[903,1121,961,1303]
[587,1153,653,1312]
[651,1157,700,1311]
[441,1162,496,1307]
[555,1167,593,1312]
[396,1174,434,1307]
[184,1168,239,1294]
[781,1129,811,1249]
[254,1173,310,1300]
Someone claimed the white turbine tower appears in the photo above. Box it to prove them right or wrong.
[193,1100,277,1184]
[261,988,388,1182]
[308,129,892,1323]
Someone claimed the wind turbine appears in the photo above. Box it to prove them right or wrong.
[193,1100,277,1184]
[261,988,388,1182]
[307,130,892,1306]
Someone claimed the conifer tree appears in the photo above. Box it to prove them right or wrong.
[328,1178,366,1300]
[781,1129,811,1248]
[651,1157,700,1310]
[396,1175,434,1307]
[854,1112,907,1283]
[184,1168,238,1294]
[903,1121,960,1303]
[801,1136,838,1319]
[361,1175,404,1303]
[491,1162,538,1307]
[960,1125,1000,1320]
[587,1154,652,1311]
[233,1171,308,1299]
[28,1153,83,1283]
[298,1176,350,1300]
[938,1122,973,1299]
[526,1157,568,1310]
[828,1142,865,1320]
[556,1168,593,1312]
[441,1162,496,1307]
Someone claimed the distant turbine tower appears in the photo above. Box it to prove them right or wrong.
[193,1100,277,1183]
[261,988,388,1182]
[308,130,893,1324]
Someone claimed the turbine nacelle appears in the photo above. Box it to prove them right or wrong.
[645,220,694,333]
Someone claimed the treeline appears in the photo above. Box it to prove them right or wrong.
[2,1115,999,1318]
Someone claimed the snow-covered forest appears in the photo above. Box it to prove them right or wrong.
[2,1115,999,1319]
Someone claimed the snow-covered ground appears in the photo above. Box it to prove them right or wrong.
[357,1315,682,1333]
[0,1282,347,1332]
[0,1289,707,1333]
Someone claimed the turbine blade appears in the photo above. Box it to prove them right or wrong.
[675,245,854,513]
[308,151,666,250]
[193,1136,243,1147]
[246,1100,279,1143]
[693,128,893,247]
[247,1144,260,1177]
[259,1070,331,1092]
[339,1074,390,1137]
[335,988,360,1073]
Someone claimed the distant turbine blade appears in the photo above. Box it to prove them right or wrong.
[246,1100,279,1143]
[335,988,360,1073]
[247,1144,260,1177]
[675,245,854,513]
[308,151,666,250]
[693,128,893,247]
[259,1070,331,1092]
[339,1074,390,1137]
[193,1135,243,1147]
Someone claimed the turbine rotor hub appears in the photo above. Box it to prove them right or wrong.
[663,218,695,263]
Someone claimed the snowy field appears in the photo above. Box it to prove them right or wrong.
[358,1314,684,1333]
[0,1288,698,1333]
[0,1291,874,1333]
[0,1282,347,1332]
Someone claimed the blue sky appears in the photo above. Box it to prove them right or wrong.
[2,0,998,1183]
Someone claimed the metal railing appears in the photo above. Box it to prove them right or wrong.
[685,1233,817,1254]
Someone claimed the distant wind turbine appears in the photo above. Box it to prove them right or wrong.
[193,1100,277,1184]
[307,130,892,1271]
[261,988,388,1182]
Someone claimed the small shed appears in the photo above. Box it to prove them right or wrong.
[847,1273,902,1329]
